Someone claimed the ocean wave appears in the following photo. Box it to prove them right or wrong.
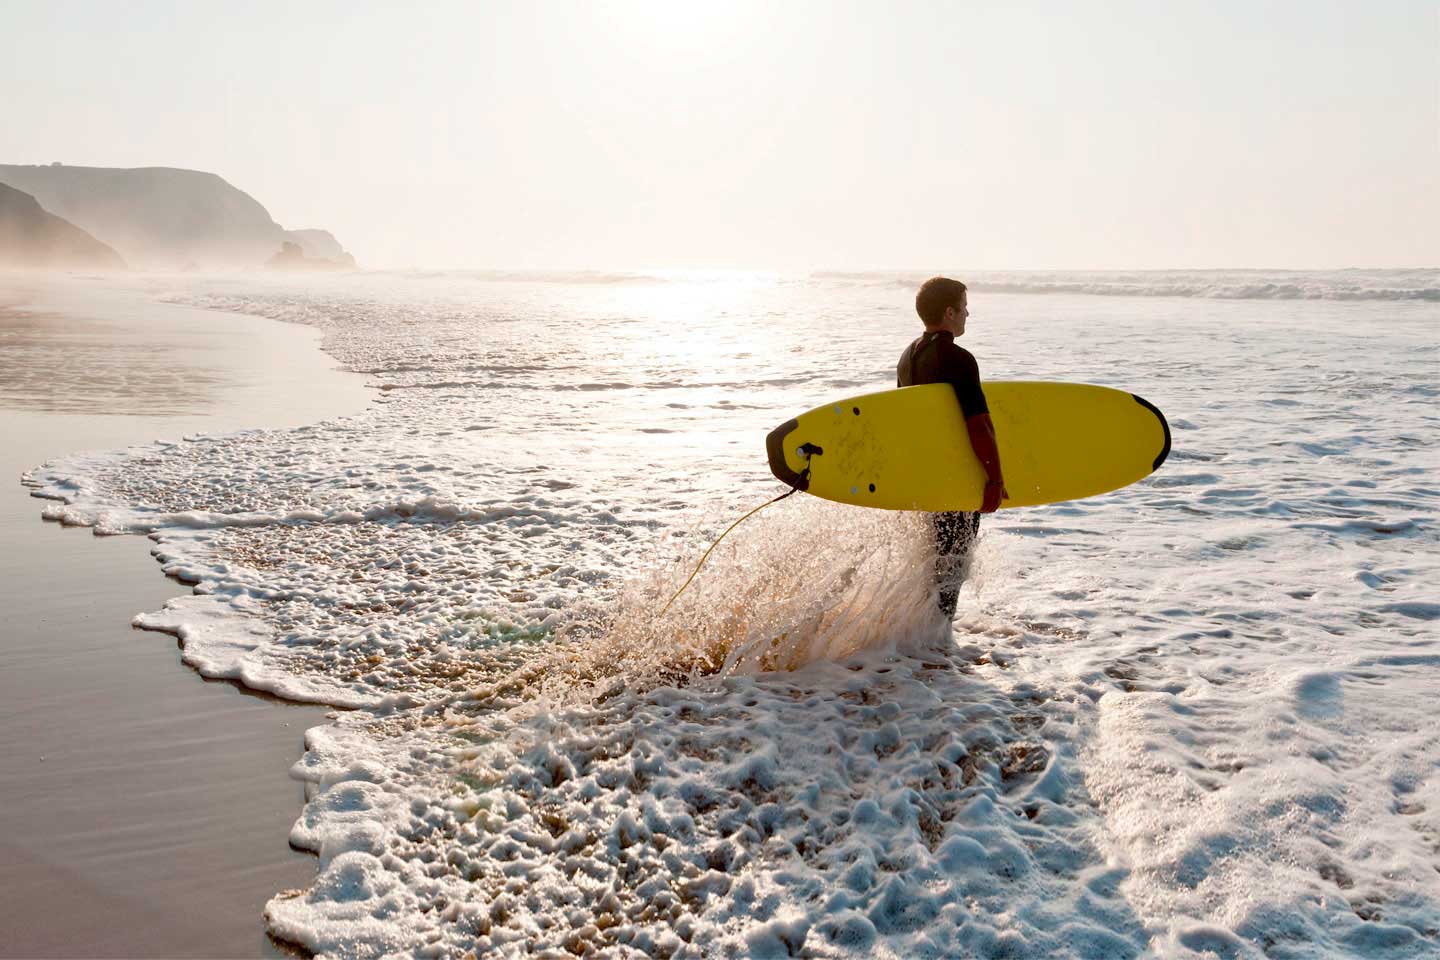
[813,269,1440,302]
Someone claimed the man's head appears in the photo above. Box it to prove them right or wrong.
[915,276,968,337]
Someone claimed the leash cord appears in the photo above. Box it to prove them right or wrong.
[658,479,806,617]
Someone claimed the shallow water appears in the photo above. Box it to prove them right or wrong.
[24,269,1440,957]
[0,277,369,958]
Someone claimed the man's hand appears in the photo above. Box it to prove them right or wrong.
[981,479,1009,513]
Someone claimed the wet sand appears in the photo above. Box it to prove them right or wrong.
[0,274,371,957]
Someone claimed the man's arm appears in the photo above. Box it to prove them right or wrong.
[966,413,1008,512]
[946,346,1008,513]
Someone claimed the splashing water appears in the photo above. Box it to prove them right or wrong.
[471,497,951,709]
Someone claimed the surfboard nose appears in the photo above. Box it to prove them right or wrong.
[765,418,810,490]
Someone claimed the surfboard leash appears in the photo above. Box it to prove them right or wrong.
[657,460,812,617]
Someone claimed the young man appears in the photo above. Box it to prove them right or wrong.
[897,277,1008,618]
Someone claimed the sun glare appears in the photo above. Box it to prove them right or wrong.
[592,0,757,58]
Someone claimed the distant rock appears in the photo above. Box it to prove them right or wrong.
[0,182,126,269]
[266,240,353,270]
[283,229,356,267]
[0,163,354,269]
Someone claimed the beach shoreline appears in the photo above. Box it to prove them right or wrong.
[0,273,370,958]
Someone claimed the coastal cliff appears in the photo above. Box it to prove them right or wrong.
[0,182,126,268]
[0,163,353,269]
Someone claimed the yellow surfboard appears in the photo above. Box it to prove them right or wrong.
[766,382,1170,511]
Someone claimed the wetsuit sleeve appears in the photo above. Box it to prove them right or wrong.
[941,344,989,418]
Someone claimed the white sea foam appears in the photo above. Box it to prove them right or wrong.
[24,271,1440,956]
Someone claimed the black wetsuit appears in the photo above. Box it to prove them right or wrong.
[897,330,988,618]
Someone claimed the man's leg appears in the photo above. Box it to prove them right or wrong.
[931,510,981,618]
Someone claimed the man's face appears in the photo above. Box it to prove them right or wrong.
[947,295,969,336]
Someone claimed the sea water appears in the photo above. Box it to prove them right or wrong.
[24,269,1440,957]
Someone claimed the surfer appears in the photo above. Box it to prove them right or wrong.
[898,277,1008,617]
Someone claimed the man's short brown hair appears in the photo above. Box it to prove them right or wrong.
[915,277,967,327]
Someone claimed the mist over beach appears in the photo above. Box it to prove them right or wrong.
[2,3,1438,959]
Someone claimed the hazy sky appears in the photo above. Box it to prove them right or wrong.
[4,1,1437,270]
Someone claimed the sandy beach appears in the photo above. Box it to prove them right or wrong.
[0,274,370,957]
